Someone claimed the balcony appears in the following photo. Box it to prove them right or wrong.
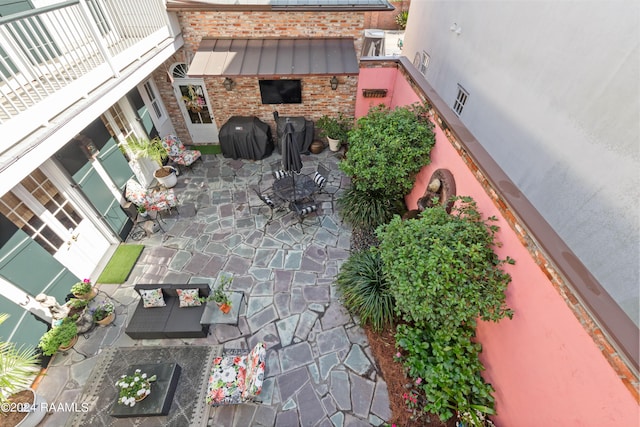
[0,0,180,171]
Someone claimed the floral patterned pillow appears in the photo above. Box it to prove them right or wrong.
[242,342,266,400]
[177,288,201,307]
[205,354,247,405]
[139,288,166,308]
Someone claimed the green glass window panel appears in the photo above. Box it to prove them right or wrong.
[98,137,134,189]
[72,162,128,235]
[0,293,47,348]
[0,230,74,303]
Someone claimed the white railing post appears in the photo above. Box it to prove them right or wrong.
[77,0,119,78]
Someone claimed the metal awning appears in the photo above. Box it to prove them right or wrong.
[187,38,359,77]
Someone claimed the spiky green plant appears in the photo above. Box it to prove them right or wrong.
[336,249,395,332]
[337,187,404,230]
[0,314,41,404]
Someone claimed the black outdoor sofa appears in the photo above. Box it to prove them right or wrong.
[125,284,210,339]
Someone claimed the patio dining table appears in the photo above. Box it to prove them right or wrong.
[272,174,317,202]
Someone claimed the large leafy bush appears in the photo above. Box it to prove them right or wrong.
[376,196,514,424]
[396,324,496,423]
[377,196,514,330]
[340,104,435,201]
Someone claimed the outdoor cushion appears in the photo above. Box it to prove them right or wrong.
[241,342,266,400]
[176,288,201,307]
[206,354,247,405]
[140,288,166,308]
[161,134,201,167]
[313,172,326,189]
[125,179,178,212]
[273,169,291,180]
[206,342,266,405]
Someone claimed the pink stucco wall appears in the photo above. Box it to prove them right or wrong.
[356,67,639,426]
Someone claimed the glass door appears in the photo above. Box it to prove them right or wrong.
[0,168,110,278]
[171,63,219,143]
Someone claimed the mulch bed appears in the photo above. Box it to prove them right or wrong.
[365,325,456,427]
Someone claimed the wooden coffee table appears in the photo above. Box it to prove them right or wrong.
[110,363,181,418]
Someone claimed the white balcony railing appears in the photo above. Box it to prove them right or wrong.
[0,0,172,154]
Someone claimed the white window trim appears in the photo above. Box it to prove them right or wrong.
[419,51,430,75]
[139,78,167,123]
[453,85,469,116]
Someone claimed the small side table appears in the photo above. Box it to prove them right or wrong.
[199,291,245,326]
[110,363,181,418]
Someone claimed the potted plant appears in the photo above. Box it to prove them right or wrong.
[92,300,115,326]
[65,299,95,334]
[116,368,157,407]
[38,318,78,356]
[0,314,47,427]
[153,165,178,188]
[317,114,351,151]
[202,276,233,314]
[124,136,170,188]
[70,278,96,300]
[66,298,88,313]
[137,204,148,217]
[126,136,168,166]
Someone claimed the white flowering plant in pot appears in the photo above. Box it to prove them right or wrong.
[115,369,157,407]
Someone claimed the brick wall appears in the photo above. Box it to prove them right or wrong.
[364,0,411,30]
[155,11,365,144]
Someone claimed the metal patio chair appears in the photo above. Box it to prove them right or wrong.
[312,163,330,194]
[250,185,287,226]
[289,199,321,232]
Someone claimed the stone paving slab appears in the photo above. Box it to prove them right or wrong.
[35,150,391,427]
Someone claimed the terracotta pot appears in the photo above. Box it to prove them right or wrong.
[58,335,78,351]
[135,384,151,402]
[74,287,97,300]
[218,303,231,314]
[95,312,115,326]
[310,140,324,154]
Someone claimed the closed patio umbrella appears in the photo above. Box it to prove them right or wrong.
[281,121,303,200]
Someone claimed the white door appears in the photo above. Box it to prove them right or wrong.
[171,63,219,143]
[137,78,176,138]
[5,167,110,279]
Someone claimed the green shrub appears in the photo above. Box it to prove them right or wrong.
[38,318,77,356]
[377,196,514,331]
[339,104,435,201]
[337,187,404,230]
[67,298,88,309]
[70,280,91,295]
[395,10,409,30]
[396,324,495,423]
[377,196,513,423]
[336,249,395,332]
[316,113,352,141]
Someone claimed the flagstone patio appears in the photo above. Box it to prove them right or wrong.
[35,149,392,427]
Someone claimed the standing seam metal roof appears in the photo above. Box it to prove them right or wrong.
[188,38,360,77]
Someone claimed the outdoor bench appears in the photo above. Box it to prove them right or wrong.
[125,284,210,339]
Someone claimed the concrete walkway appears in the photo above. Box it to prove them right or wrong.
[36,149,391,427]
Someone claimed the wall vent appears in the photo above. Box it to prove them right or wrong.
[362,89,388,98]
